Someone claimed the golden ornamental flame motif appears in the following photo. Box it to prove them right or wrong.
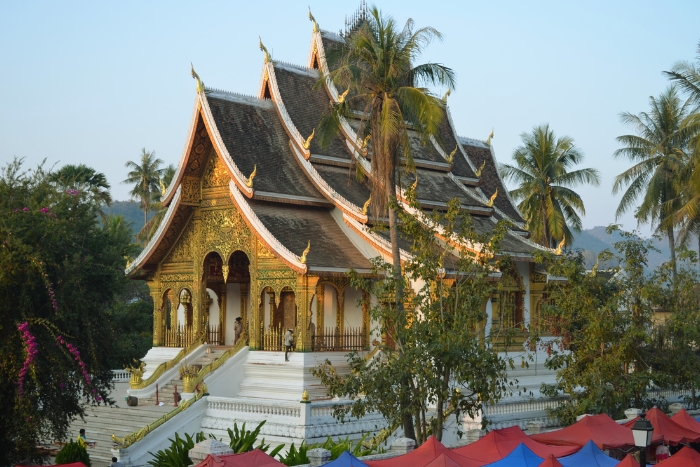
[245,165,257,188]
[487,188,498,207]
[303,129,315,150]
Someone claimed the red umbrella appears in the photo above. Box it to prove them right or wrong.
[537,454,563,467]
[453,426,578,464]
[670,408,700,434]
[423,453,464,467]
[192,450,285,467]
[531,414,662,450]
[365,436,479,467]
[616,454,640,467]
[623,407,700,445]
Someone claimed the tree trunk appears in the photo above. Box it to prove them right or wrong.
[667,224,677,280]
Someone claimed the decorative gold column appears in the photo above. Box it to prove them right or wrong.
[316,283,325,334]
[297,275,319,352]
[336,287,345,334]
[149,285,163,346]
[219,284,227,345]
[240,283,249,331]
[167,289,177,329]
[268,291,276,328]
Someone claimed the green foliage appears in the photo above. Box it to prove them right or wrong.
[313,190,516,443]
[147,432,205,467]
[55,440,91,467]
[276,442,310,466]
[321,434,380,459]
[536,226,700,424]
[0,158,136,465]
[226,420,284,457]
[122,148,164,229]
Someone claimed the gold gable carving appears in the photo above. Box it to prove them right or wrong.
[200,208,251,262]
[181,179,200,204]
[165,223,196,264]
[184,121,212,177]
[202,153,230,188]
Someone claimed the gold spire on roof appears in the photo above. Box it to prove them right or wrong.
[191,63,206,93]
[361,134,370,155]
[446,144,458,164]
[486,188,498,207]
[308,7,320,32]
[303,129,315,150]
[410,173,419,191]
[362,195,372,215]
[259,37,272,63]
[486,128,494,146]
[300,240,311,264]
[338,87,350,103]
[245,165,257,188]
[442,89,451,103]
[475,160,486,178]
[555,237,566,255]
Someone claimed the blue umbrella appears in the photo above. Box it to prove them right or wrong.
[484,443,543,467]
[558,440,619,467]
[321,451,370,467]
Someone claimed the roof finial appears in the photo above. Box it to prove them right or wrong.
[486,188,498,207]
[555,237,566,255]
[338,87,350,103]
[191,63,206,93]
[446,144,458,164]
[486,128,494,146]
[362,195,372,215]
[245,165,257,188]
[300,240,311,264]
[303,129,315,150]
[361,134,370,155]
[259,37,272,63]
[475,160,486,178]
[410,173,419,191]
[442,89,451,103]
[308,7,320,32]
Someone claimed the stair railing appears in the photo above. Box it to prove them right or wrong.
[128,334,205,390]
[187,333,248,392]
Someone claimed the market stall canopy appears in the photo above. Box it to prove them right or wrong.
[537,455,563,467]
[616,454,639,467]
[17,463,88,467]
[650,445,700,466]
[323,451,370,467]
[670,408,700,434]
[557,440,618,467]
[192,450,285,467]
[481,443,543,467]
[453,426,578,464]
[622,407,700,445]
[531,414,662,450]
[365,437,479,467]
[424,453,464,467]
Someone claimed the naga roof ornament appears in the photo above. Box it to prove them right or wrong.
[362,195,372,215]
[191,63,206,93]
[308,7,320,32]
[486,128,494,146]
[303,128,315,149]
[486,188,498,207]
[475,160,486,178]
[245,164,257,188]
[300,240,311,264]
[259,37,272,63]
[446,144,458,164]
[442,89,451,103]
[555,237,566,255]
[338,87,350,103]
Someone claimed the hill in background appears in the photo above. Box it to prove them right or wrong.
[104,200,154,237]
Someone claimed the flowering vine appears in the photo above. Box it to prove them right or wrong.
[31,259,58,311]
[56,335,91,386]
[17,322,38,396]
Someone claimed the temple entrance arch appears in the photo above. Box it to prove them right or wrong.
[496,265,524,330]
[224,250,251,345]
[203,251,225,344]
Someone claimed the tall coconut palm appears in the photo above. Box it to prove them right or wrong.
[317,7,455,440]
[122,148,164,227]
[50,164,112,219]
[136,164,176,243]
[499,125,600,249]
[665,42,700,105]
[613,86,696,277]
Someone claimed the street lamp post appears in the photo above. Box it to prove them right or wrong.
[632,412,654,467]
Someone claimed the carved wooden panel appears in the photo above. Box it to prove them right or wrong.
[202,152,229,188]
[184,120,212,177]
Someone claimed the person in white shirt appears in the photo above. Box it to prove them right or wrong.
[284,329,294,361]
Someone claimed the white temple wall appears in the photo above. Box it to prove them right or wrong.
[485,298,493,337]
[344,287,363,329]
[205,288,219,329]
[177,303,185,326]
[225,283,242,346]
[515,261,531,325]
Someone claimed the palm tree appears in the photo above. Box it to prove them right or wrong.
[612,86,696,277]
[499,125,600,249]
[665,42,700,105]
[122,148,164,227]
[50,164,112,220]
[136,164,176,243]
[317,7,455,440]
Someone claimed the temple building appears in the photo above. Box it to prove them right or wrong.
[113,7,557,465]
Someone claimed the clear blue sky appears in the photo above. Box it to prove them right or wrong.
[1,1,698,234]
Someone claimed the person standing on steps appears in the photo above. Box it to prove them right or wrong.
[284,329,294,361]
[111,456,124,467]
[233,317,243,345]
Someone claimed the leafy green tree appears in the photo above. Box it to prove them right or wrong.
[50,163,113,220]
[613,86,696,277]
[317,6,455,438]
[0,158,133,465]
[55,440,91,467]
[122,148,164,228]
[137,164,176,243]
[538,227,666,424]
[313,190,515,443]
[499,124,600,249]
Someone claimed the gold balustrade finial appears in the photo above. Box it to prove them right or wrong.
[362,195,372,215]
[191,63,206,93]
[245,165,257,188]
[338,87,349,103]
[259,37,272,63]
[300,240,311,264]
[475,160,486,178]
[308,7,319,32]
[446,144,458,164]
[301,388,310,402]
[486,127,494,146]
[487,188,498,207]
[303,129,315,150]
[555,237,566,255]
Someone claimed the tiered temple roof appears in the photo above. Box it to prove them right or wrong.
[127,14,549,280]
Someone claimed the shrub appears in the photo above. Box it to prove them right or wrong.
[226,420,283,457]
[147,432,204,467]
[55,440,91,467]
[276,442,311,466]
